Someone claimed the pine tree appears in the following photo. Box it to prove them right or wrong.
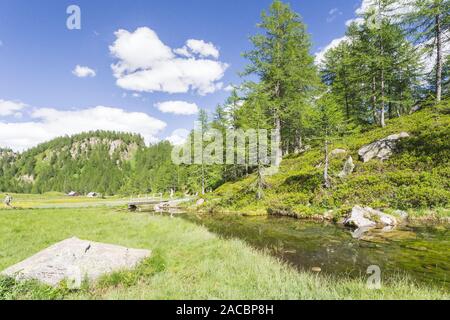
[310,94,344,188]
[324,3,422,126]
[402,0,450,102]
[243,0,319,157]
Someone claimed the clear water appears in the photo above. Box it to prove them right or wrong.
[181,213,450,289]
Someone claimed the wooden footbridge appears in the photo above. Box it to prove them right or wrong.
[127,197,192,211]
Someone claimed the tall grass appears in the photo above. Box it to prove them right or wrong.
[0,207,447,300]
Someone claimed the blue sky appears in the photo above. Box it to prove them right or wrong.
[0,0,363,151]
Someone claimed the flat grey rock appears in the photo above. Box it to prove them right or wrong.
[1,237,151,287]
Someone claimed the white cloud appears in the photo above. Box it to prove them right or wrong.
[173,46,192,57]
[0,104,166,151]
[110,27,228,95]
[154,101,199,115]
[315,36,349,65]
[72,65,96,78]
[224,85,235,92]
[166,128,190,146]
[176,39,220,59]
[327,8,343,23]
[0,100,27,117]
[345,0,415,26]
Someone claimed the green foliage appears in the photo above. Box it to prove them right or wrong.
[212,105,450,214]
[322,3,422,126]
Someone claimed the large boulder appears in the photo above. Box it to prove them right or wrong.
[338,156,355,178]
[358,132,409,163]
[344,206,397,229]
[1,237,151,287]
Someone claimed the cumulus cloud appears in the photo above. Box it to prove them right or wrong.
[315,36,349,65]
[110,27,228,95]
[72,65,96,78]
[175,39,220,59]
[154,101,199,115]
[166,128,190,146]
[0,104,166,151]
[0,100,27,117]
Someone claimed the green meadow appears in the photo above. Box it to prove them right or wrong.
[0,206,447,300]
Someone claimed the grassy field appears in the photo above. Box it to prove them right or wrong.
[0,206,447,300]
[0,192,139,209]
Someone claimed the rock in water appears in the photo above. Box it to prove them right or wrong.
[338,156,355,178]
[358,132,409,163]
[343,206,377,229]
[1,237,151,287]
[343,206,397,229]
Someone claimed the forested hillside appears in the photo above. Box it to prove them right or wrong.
[1,0,449,208]
[0,131,144,195]
[0,130,223,196]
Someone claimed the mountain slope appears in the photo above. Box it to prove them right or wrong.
[209,101,450,218]
[0,131,144,195]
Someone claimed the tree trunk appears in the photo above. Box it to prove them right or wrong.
[256,162,264,200]
[323,138,331,189]
[344,92,350,120]
[274,116,282,166]
[294,130,303,153]
[372,76,378,124]
[201,162,205,195]
[435,14,442,103]
[380,69,386,127]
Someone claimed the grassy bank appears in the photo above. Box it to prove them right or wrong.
[206,105,450,220]
[0,207,447,300]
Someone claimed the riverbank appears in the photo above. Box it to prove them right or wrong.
[192,200,450,225]
[0,207,447,299]
[201,107,450,223]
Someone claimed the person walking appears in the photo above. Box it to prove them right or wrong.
[4,194,13,208]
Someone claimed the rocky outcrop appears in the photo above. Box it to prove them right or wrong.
[343,206,397,229]
[19,174,35,184]
[69,138,139,161]
[338,156,355,178]
[358,132,410,163]
[409,105,421,114]
[0,148,18,163]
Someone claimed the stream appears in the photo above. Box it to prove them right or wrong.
[181,213,449,289]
